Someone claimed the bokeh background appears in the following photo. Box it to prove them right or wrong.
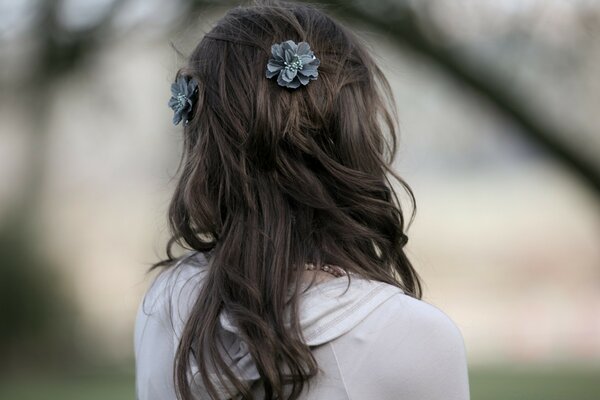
[1,0,599,399]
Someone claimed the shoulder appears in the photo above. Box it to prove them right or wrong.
[336,283,467,350]
[330,289,470,399]
[135,251,211,334]
[369,290,468,365]
[381,291,466,346]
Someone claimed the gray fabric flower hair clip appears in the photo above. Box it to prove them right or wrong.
[265,40,320,89]
[168,75,198,126]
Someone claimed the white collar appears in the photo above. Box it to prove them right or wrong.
[175,251,403,398]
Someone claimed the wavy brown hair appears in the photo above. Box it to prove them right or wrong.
[150,0,423,399]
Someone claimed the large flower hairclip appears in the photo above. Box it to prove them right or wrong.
[265,40,320,89]
[168,75,198,126]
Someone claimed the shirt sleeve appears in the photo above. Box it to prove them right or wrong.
[329,293,471,400]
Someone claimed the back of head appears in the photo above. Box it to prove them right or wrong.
[157,1,422,399]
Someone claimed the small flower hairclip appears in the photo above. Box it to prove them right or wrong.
[265,40,320,89]
[168,75,198,126]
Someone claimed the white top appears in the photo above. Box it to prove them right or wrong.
[134,251,470,399]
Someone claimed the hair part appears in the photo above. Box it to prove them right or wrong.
[150,1,422,399]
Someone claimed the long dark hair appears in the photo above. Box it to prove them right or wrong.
[150,0,422,398]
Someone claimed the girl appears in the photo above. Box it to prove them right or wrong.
[134,1,470,399]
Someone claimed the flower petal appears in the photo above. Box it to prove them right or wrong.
[281,40,297,53]
[298,74,310,85]
[271,43,284,59]
[168,97,179,108]
[297,42,310,55]
[267,59,284,71]
[306,57,320,67]
[298,54,314,64]
[284,48,295,64]
[188,79,198,93]
[286,78,302,89]
[173,112,182,125]
[184,81,194,96]
[299,67,318,78]
[283,67,296,81]
[170,82,180,96]
[277,72,288,87]
[265,68,279,78]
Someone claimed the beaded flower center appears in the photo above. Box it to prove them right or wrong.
[175,94,187,110]
[284,54,303,72]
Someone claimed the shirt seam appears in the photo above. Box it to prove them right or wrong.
[328,341,352,400]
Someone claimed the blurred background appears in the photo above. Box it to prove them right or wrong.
[0,0,599,399]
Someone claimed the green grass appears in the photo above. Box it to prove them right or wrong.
[469,364,600,400]
[1,364,599,399]
[0,372,134,400]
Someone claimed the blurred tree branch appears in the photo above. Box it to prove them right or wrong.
[35,0,128,82]
[11,0,128,227]
[317,0,600,194]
